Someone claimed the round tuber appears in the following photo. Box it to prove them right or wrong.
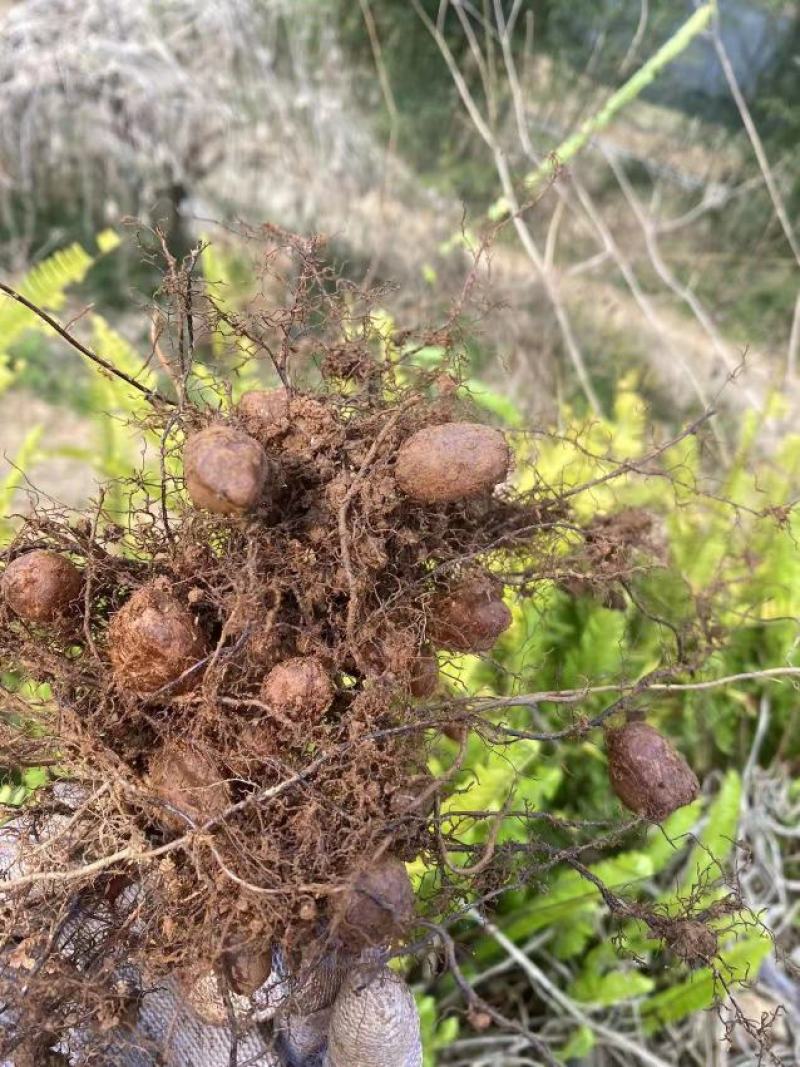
[221,945,272,996]
[429,574,511,653]
[237,389,291,443]
[3,550,83,623]
[147,742,231,828]
[238,388,339,453]
[395,421,510,504]
[260,656,334,719]
[108,582,207,696]
[606,720,699,822]
[183,425,268,514]
[336,857,415,950]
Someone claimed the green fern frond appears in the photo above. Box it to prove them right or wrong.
[0,231,119,353]
[0,426,44,545]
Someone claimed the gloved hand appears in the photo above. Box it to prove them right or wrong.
[0,784,423,1067]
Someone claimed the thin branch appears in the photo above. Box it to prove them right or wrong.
[469,909,675,1067]
[710,19,800,268]
[0,283,175,407]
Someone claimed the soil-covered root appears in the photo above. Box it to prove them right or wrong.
[108,581,208,696]
[183,424,269,514]
[2,550,83,623]
[146,742,231,828]
[429,572,512,653]
[606,720,700,821]
[333,857,415,951]
[394,421,510,503]
[260,656,334,719]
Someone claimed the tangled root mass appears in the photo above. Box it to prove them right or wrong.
[0,226,701,1059]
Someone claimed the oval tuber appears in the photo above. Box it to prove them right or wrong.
[108,582,207,696]
[3,550,82,623]
[221,945,272,996]
[260,656,334,719]
[408,645,439,699]
[183,425,268,514]
[429,574,511,653]
[606,721,699,822]
[336,857,415,950]
[395,422,509,504]
[146,742,230,828]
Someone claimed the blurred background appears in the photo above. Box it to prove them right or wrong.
[1,1,799,1064]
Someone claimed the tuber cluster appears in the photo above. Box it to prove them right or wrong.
[0,230,704,1062]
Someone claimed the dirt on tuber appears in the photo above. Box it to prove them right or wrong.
[146,741,231,828]
[429,571,512,653]
[335,857,415,950]
[260,656,334,719]
[108,581,207,696]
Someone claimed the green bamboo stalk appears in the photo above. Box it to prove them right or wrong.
[490,1,716,216]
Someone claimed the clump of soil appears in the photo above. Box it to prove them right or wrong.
[183,425,269,514]
[2,549,82,622]
[395,422,510,503]
[108,580,207,696]
[606,720,700,821]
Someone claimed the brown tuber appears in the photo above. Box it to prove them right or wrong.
[3,550,82,623]
[336,857,415,950]
[606,721,700,822]
[108,582,207,696]
[183,425,268,514]
[221,945,272,996]
[395,421,510,504]
[147,742,231,829]
[429,574,512,653]
[238,388,340,453]
[237,388,291,443]
[260,656,334,719]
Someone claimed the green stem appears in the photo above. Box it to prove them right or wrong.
[490,1,717,214]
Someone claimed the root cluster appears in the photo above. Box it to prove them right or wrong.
[0,227,702,1058]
